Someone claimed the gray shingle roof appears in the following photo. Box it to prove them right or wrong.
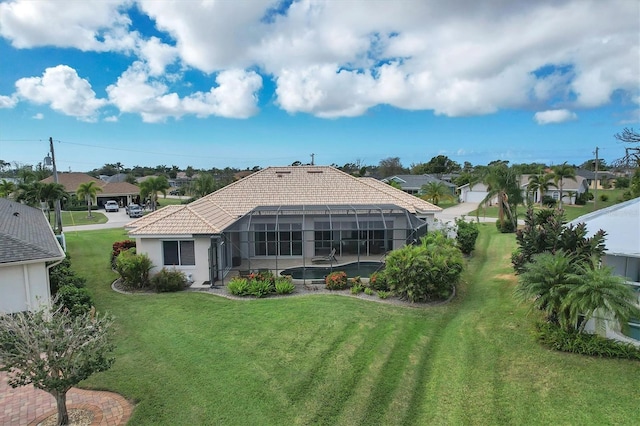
[0,199,65,264]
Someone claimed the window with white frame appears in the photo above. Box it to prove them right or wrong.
[163,240,195,266]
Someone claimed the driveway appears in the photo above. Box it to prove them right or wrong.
[64,208,134,231]
[435,202,481,224]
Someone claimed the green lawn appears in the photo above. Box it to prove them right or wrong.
[67,227,640,425]
[48,210,108,227]
[471,189,628,222]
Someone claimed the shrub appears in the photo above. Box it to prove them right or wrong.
[534,322,640,360]
[151,268,187,292]
[249,279,275,298]
[599,193,609,202]
[248,270,275,285]
[55,285,93,317]
[385,231,463,303]
[49,255,87,294]
[351,284,364,294]
[377,291,390,299]
[275,277,295,295]
[364,287,374,296]
[455,217,479,255]
[368,271,389,291]
[541,195,556,208]
[325,271,348,290]
[228,277,250,296]
[495,218,516,233]
[614,176,630,189]
[111,240,136,267]
[115,249,153,289]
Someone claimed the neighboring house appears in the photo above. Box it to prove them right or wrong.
[0,198,65,313]
[381,174,456,196]
[568,197,640,345]
[521,174,588,205]
[42,172,140,207]
[458,182,491,203]
[575,169,615,190]
[127,166,441,284]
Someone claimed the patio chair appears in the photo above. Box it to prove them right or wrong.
[238,269,251,278]
[312,248,337,263]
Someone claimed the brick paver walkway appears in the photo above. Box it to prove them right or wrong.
[0,371,133,425]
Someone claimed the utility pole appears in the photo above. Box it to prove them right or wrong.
[310,153,315,166]
[593,147,598,211]
[49,137,63,233]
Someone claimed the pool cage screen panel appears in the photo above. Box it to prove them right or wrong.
[221,204,428,280]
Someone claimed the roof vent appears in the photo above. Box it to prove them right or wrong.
[307,170,323,174]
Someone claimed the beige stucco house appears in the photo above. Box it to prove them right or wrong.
[127,166,441,284]
[42,172,140,208]
[0,199,65,313]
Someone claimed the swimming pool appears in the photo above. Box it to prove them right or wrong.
[280,261,384,280]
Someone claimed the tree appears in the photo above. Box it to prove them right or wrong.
[514,251,580,331]
[39,183,68,223]
[378,157,406,177]
[551,162,576,208]
[578,158,608,171]
[478,163,522,231]
[562,265,640,334]
[140,175,170,211]
[76,181,103,218]
[0,305,115,426]
[412,155,461,175]
[420,181,454,205]
[527,173,555,206]
[0,179,16,197]
[192,173,217,198]
[613,127,640,167]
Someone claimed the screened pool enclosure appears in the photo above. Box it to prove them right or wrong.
[212,204,429,283]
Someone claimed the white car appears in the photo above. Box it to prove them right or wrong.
[105,200,119,212]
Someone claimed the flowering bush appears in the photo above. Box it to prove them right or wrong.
[111,240,136,267]
[325,271,348,290]
[368,271,389,291]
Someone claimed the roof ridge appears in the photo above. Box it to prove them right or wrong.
[357,175,440,211]
[128,204,188,233]
[185,204,222,232]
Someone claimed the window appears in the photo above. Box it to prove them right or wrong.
[254,223,302,256]
[163,240,195,266]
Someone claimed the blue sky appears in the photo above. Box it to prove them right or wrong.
[0,0,638,172]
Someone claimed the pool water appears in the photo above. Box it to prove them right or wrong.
[280,261,384,280]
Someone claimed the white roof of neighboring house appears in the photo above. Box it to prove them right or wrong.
[128,166,441,236]
[567,197,640,258]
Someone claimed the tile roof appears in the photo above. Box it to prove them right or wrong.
[41,172,139,195]
[382,174,456,189]
[0,199,65,264]
[129,166,440,236]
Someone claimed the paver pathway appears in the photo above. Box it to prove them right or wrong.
[0,371,133,425]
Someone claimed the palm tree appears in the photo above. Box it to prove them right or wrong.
[527,173,555,206]
[140,176,170,211]
[76,181,103,218]
[551,162,577,208]
[514,252,581,331]
[16,181,44,206]
[478,163,522,230]
[192,173,217,198]
[39,182,67,223]
[0,179,16,198]
[562,266,640,334]
[420,181,454,205]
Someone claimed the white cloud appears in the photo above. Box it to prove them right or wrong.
[107,62,262,122]
[0,95,17,108]
[32,113,43,119]
[104,115,119,122]
[1,0,638,120]
[534,109,578,125]
[0,0,133,51]
[15,65,107,121]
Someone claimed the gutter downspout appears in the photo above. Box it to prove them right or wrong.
[45,258,65,308]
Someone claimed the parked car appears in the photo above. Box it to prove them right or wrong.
[126,203,143,218]
[104,200,119,212]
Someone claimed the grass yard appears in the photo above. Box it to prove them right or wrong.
[66,226,640,425]
[471,189,629,222]
[48,210,108,227]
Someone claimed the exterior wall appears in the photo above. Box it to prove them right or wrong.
[0,263,51,313]
[459,183,489,203]
[136,236,212,283]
